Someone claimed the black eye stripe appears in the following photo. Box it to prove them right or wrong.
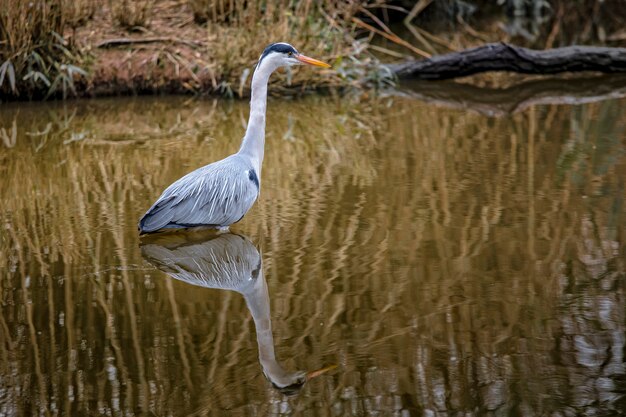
[268,43,297,54]
[258,43,298,65]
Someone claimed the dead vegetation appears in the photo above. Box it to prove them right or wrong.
[0,0,378,99]
[1,0,625,100]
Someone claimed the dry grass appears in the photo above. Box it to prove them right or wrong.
[0,0,377,100]
[109,0,154,29]
[0,0,98,98]
[2,0,626,100]
[188,0,241,23]
[205,2,363,95]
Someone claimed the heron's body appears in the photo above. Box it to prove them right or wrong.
[139,154,259,232]
[138,42,329,234]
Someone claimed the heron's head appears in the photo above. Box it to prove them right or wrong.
[263,364,337,395]
[266,370,308,395]
[257,42,331,71]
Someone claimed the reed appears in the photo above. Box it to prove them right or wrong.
[0,0,94,98]
[1,0,625,99]
[205,1,366,95]
[0,0,377,99]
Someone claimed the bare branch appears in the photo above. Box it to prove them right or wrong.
[389,43,626,80]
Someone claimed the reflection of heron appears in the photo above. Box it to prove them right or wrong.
[138,43,330,234]
[140,231,334,391]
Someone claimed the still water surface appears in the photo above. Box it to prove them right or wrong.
[1,88,625,416]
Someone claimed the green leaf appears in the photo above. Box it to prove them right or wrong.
[24,71,51,87]
[30,51,47,71]
[36,72,51,87]
[0,60,17,92]
[51,31,68,46]
[46,74,62,100]
[66,64,87,77]
[7,61,16,91]
[65,74,76,95]
[0,61,7,87]
[53,43,75,60]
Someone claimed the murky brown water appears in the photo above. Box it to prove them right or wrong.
[1,87,625,416]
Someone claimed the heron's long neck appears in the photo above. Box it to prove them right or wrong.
[243,271,278,366]
[238,61,274,175]
[243,271,295,387]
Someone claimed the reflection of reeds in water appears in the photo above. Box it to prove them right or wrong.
[360,100,626,414]
[0,96,625,415]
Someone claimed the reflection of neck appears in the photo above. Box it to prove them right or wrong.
[238,60,274,177]
[242,270,301,388]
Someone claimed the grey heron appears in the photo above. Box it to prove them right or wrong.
[138,43,330,234]
[140,231,335,391]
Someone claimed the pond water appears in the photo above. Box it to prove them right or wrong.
[1,83,625,416]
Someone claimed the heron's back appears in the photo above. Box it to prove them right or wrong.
[138,155,260,233]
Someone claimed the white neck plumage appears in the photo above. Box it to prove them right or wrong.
[243,269,305,389]
[238,58,276,178]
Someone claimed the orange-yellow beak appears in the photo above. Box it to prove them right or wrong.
[295,54,331,68]
[305,364,337,381]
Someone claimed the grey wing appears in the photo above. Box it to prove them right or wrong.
[139,157,259,233]
[140,234,261,290]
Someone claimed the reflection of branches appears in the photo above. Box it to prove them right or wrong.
[97,159,150,412]
[392,74,626,116]
[1,93,625,415]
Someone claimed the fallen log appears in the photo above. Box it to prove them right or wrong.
[388,43,626,80]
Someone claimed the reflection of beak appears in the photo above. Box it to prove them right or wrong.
[305,364,337,381]
[296,54,331,68]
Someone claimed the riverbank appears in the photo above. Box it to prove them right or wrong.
[72,1,361,98]
[1,0,625,101]
[1,0,371,100]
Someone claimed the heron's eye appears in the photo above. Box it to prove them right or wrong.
[288,51,292,56]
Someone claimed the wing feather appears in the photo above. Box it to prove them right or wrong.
[139,155,259,233]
